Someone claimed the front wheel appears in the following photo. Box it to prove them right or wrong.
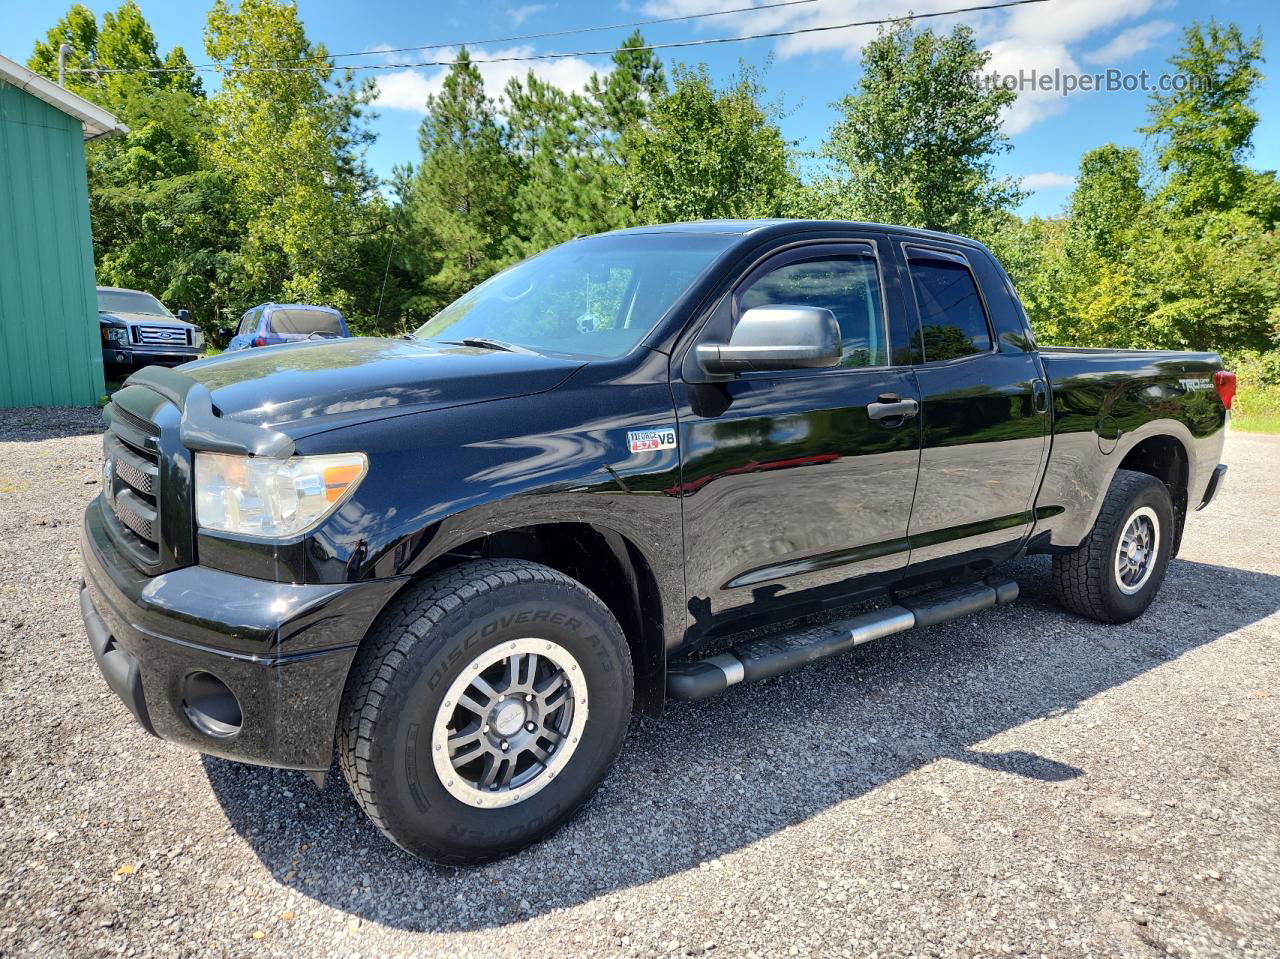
[1052,469,1175,624]
[338,559,633,864]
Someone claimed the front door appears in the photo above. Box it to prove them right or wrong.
[673,237,923,640]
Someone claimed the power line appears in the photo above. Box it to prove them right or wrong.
[71,0,1050,76]
[247,0,832,67]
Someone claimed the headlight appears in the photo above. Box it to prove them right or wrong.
[192,329,206,350]
[194,452,367,538]
[103,326,128,345]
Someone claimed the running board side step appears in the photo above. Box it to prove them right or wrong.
[666,577,1019,701]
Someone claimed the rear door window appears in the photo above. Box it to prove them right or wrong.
[269,309,342,335]
[905,247,992,363]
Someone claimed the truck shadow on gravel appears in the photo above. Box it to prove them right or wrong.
[202,554,1280,933]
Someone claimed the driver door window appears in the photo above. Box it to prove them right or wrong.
[737,253,887,369]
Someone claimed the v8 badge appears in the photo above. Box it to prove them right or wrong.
[627,428,677,454]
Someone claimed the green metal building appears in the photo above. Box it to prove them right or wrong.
[0,54,127,408]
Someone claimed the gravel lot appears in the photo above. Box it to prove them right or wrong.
[1,407,1277,959]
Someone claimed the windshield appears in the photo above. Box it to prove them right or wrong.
[97,289,172,317]
[414,234,735,358]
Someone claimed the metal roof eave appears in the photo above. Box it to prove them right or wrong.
[0,53,129,140]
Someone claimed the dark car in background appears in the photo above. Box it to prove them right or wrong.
[98,287,203,376]
[222,303,349,352]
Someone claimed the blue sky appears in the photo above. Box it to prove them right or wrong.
[3,0,1277,217]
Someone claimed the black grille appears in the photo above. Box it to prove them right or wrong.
[104,405,162,568]
[110,444,154,495]
[113,489,156,541]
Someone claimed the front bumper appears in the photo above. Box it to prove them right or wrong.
[80,497,404,770]
[104,348,200,368]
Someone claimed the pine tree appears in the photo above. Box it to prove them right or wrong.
[405,49,517,313]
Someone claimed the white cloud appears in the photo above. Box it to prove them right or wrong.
[984,37,1081,135]
[510,4,550,27]
[373,46,603,114]
[1084,20,1177,64]
[1000,0,1159,47]
[1021,171,1076,190]
[640,0,1178,134]
[375,70,438,112]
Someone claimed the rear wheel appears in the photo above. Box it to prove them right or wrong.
[338,559,632,864]
[1052,470,1174,624]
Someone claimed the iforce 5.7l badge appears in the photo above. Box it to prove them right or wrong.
[627,428,677,453]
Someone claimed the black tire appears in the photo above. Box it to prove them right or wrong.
[338,559,633,864]
[1052,470,1175,624]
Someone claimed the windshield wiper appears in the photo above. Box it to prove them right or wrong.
[441,337,537,355]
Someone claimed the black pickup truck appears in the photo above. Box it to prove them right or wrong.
[80,220,1232,863]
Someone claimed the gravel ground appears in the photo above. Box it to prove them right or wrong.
[1,406,1278,959]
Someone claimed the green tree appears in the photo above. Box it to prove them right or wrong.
[28,3,228,329]
[622,64,796,223]
[1065,145,1145,264]
[28,4,98,95]
[823,22,1025,235]
[404,49,517,313]
[985,211,1071,343]
[204,0,377,313]
[503,73,601,256]
[1142,20,1265,217]
[505,32,668,256]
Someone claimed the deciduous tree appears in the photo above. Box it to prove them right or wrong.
[822,22,1025,235]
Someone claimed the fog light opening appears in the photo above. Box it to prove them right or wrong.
[182,672,242,738]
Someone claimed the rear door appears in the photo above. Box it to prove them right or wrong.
[673,236,923,638]
[897,242,1049,574]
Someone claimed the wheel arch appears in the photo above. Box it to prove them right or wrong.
[356,521,672,719]
[1114,432,1190,554]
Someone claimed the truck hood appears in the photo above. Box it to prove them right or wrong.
[180,336,585,437]
[100,311,194,330]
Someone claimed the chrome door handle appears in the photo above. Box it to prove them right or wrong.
[867,396,919,423]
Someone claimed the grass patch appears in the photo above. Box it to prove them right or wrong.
[1232,410,1280,434]
[1232,384,1280,434]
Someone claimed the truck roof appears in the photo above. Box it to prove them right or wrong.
[255,303,343,315]
[604,219,990,251]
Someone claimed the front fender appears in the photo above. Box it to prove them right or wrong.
[269,354,688,651]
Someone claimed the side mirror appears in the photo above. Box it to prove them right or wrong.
[217,326,235,342]
[177,309,191,322]
[696,305,842,374]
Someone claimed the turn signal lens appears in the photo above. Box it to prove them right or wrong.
[1214,370,1236,411]
[323,463,363,502]
[195,451,368,538]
